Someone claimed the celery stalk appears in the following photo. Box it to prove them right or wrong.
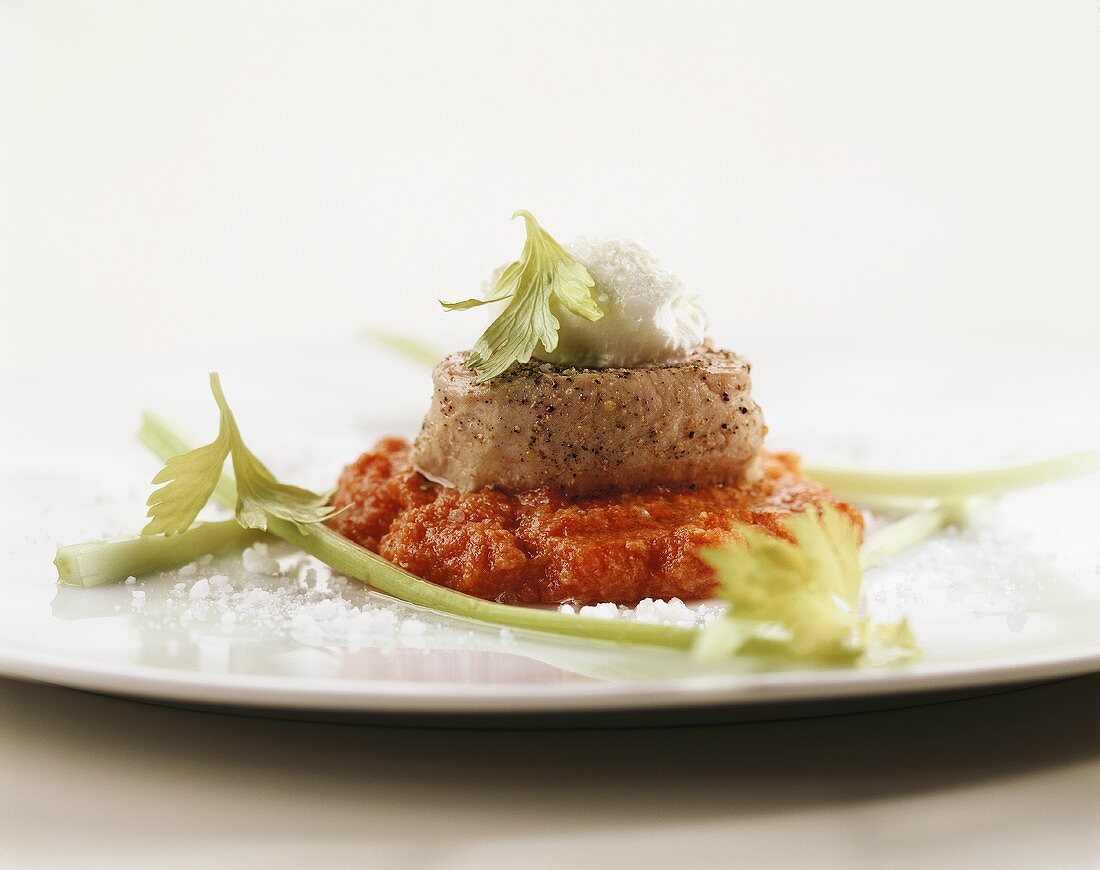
[859,501,973,571]
[804,451,1100,501]
[55,520,266,588]
[364,329,444,369]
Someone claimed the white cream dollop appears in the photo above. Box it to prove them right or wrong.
[533,237,708,368]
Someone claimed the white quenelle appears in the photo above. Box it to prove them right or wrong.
[533,237,708,369]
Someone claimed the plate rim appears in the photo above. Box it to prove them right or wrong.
[3,640,1099,714]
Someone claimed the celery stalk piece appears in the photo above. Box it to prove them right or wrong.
[364,329,445,369]
[859,501,973,571]
[55,520,267,588]
[137,414,699,651]
[804,451,1100,501]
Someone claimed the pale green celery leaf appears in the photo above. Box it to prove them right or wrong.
[142,419,230,536]
[439,295,512,311]
[440,269,517,310]
[207,373,341,533]
[441,209,602,383]
[784,504,863,608]
[143,374,339,539]
[697,504,920,664]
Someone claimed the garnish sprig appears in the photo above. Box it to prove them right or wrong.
[441,210,602,382]
[694,505,919,664]
[143,373,340,536]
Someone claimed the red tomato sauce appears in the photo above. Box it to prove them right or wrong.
[329,438,861,605]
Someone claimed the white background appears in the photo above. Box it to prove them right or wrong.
[2,1,1098,368]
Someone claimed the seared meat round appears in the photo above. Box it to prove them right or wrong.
[413,344,766,497]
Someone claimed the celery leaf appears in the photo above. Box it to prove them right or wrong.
[143,374,339,538]
[142,421,230,536]
[696,505,920,664]
[441,210,602,382]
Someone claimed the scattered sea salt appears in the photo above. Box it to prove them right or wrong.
[242,542,280,575]
[132,546,452,652]
[558,598,722,627]
[579,603,619,620]
[862,500,1080,633]
[311,599,337,620]
[634,597,697,627]
[124,576,136,586]
[246,588,272,606]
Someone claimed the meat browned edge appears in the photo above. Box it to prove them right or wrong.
[413,345,766,497]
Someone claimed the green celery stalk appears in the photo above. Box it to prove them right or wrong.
[55,520,267,588]
[859,501,973,571]
[364,329,444,369]
[804,451,1100,501]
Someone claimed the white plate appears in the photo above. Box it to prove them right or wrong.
[2,340,1099,724]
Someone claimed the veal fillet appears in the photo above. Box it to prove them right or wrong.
[413,345,766,497]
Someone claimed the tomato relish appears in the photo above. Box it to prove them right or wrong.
[329,438,861,606]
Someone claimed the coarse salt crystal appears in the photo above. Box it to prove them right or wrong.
[242,544,280,575]
[124,576,137,586]
[131,590,146,608]
[579,603,619,620]
[189,578,211,599]
[312,599,337,620]
[246,588,272,606]
[177,563,198,577]
[400,619,427,639]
